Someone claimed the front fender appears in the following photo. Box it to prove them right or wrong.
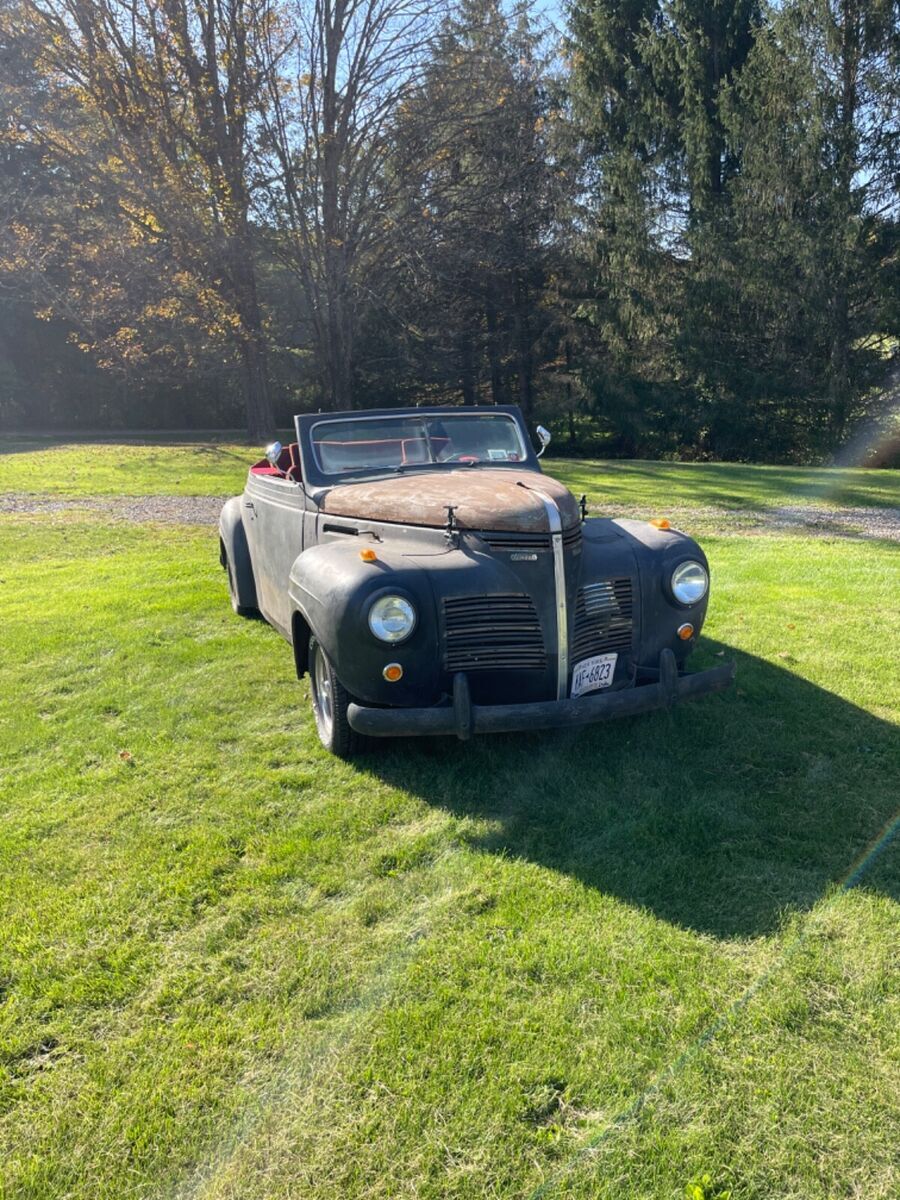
[288,541,441,705]
[611,518,711,668]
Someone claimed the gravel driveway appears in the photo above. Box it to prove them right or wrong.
[1,492,898,540]
[592,502,900,541]
[0,493,226,524]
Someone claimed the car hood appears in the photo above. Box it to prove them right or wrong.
[318,469,581,533]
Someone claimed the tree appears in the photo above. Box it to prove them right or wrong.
[799,0,899,442]
[385,0,564,416]
[565,0,763,453]
[566,0,898,460]
[696,0,900,454]
[6,0,281,436]
[258,0,439,410]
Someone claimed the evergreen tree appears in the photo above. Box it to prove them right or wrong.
[566,0,762,454]
[701,0,900,454]
[567,0,898,459]
[387,0,563,415]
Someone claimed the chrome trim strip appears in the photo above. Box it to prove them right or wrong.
[518,483,568,700]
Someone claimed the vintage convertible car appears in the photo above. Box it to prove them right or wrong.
[219,406,734,756]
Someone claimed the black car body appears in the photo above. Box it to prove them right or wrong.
[219,405,733,755]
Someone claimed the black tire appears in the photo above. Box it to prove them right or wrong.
[224,553,257,618]
[308,635,365,758]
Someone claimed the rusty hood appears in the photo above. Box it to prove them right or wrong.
[318,469,580,533]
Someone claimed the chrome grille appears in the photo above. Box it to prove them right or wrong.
[479,525,582,554]
[443,594,546,672]
[571,578,634,661]
[562,525,582,553]
[480,530,550,552]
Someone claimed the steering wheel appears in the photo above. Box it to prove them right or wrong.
[442,452,479,464]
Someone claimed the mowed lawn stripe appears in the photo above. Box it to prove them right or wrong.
[0,505,897,1199]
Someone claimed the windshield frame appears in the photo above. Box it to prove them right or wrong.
[295,406,542,488]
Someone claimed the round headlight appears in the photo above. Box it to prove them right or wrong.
[368,595,416,643]
[671,560,708,606]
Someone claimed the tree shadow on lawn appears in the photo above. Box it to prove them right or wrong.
[0,433,292,455]
[365,641,899,940]
[0,438,55,455]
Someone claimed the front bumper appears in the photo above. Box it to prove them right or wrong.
[347,649,735,740]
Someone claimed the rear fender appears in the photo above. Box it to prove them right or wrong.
[218,496,258,611]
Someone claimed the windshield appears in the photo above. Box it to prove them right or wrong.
[310,413,527,476]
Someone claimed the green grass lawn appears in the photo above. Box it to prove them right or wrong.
[2,435,899,510]
[0,455,898,1199]
[0,439,259,497]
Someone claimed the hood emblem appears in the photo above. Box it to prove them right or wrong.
[510,552,538,561]
[444,504,460,548]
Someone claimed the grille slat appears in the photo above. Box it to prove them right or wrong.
[479,526,582,553]
[480,531,550,552]
[571,578,634,661]
[443,594,546,672]
[562,526,583,553]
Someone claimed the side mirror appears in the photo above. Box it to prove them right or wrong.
[265,441,283,467]
[535,425,551,458]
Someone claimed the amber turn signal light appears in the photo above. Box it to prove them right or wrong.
[649,518,671,530]
[360,548,377,562]
[383,663,403,682]
[677,623,694,640]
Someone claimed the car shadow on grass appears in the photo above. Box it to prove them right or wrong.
[364,640,899,940]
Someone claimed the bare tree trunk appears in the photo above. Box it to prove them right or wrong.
[485,295,503,404]
[241,337,273,441]
[829,287,851,443]
[323,272,353,409]
[513,282,533,420]
[566,340,576,447]
[460,333,477,405]
[828,0,860,445]
[321,9,352,411]
[231,227,275,438]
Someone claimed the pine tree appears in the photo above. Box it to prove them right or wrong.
[708,0,900,454]
[566,0,762,454]
[387,0,562,415]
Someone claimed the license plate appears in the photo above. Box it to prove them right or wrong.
[571,653,618,698]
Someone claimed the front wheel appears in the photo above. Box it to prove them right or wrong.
[308,636,364,758]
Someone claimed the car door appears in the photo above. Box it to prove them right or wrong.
[243,473,307,635]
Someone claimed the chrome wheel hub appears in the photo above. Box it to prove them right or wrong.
[313,645,333,736]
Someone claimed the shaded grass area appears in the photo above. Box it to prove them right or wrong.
[1,436,899,510]
[0,511,897,1199]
